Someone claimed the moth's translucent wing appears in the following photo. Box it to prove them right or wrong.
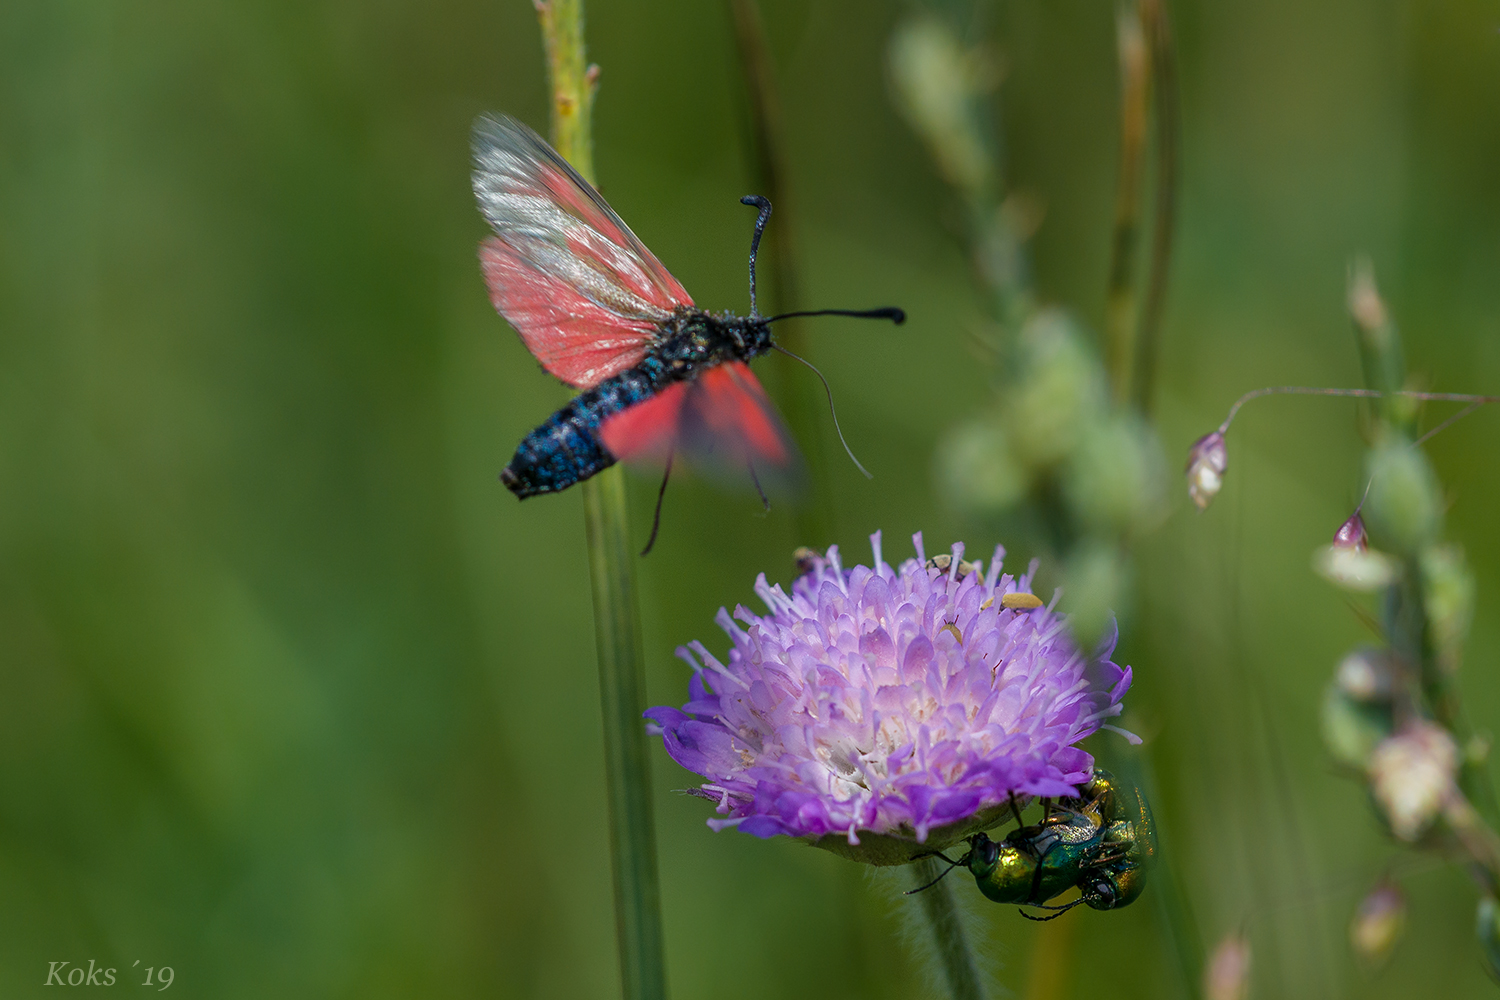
[478,238,661,390]
[472,115,693,389]
[599,362,802,491]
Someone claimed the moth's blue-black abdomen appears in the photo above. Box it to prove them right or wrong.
[501,358,667,497]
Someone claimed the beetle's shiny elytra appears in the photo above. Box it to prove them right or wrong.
[1072,768,1157,911]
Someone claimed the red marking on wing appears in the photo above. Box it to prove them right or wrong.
[599,362,797,483]
[481,238,656,388]
[597,380,690,464]
[689,363,791,465]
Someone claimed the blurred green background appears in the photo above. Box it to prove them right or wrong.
[4,0,1500,997]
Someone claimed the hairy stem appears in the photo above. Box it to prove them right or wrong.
[536,4,667,999]
[910,857,987,1000]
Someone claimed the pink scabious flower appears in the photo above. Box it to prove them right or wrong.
[645,532,1134,861]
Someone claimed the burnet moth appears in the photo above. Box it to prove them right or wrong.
[472,115,904,552]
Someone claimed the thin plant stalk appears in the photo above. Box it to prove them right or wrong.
[1104,0,1150,408]
[728,0,835,548]
[1215,386,1500,436]
[1104,0,1180,414]
[535,3,668,998]
[1133,0,1179,413]
[910,856,987,1000]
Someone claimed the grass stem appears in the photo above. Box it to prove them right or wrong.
[535,4,668,998]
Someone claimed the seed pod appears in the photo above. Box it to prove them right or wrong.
[1334,649,1395,703]
[1322,683,1394,771]
[1204,931,1251,1000]
[1333,512,1369,550]
[1006,310,1108,470]
[1420,544,1474,675]
[1368,721,1458,842]
[1184,431,1228,510]
[1064,414,1166,535]
[936,418,1028,513]
[1313,543,1399,592]
[1364,440,1442,555]
[1350,879,1405,967]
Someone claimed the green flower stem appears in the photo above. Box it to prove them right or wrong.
[535,4,667,999]
[582,467,668,1000]
[910,856,986,1000]
[536,0,596,181]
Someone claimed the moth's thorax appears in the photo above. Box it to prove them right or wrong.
[650,307,772,376]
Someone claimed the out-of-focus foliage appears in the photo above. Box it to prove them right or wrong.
[2,1,1500,998]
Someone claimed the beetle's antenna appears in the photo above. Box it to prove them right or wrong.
[766,307,905,325]
[904,852,965,895]
[1018,896,1088,922]
[770,344,872,479]
[640,453,674,557]
[740,195,772,317]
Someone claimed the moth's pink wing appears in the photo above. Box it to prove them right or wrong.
[596,380,690,465]
[472,115,694,389]
[599,362,801,489]
[682,363,794,467]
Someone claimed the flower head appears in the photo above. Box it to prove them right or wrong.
[645,533,1134,863]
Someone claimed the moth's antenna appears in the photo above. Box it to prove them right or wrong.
[740,195,773,317]
[767,307,905,325]
[770,344,872,479]
[640,453,674,557]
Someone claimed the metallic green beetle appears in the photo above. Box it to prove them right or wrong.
[963,790,1109,906]
[1068,768,1157,912]
[910,768,1156,918]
